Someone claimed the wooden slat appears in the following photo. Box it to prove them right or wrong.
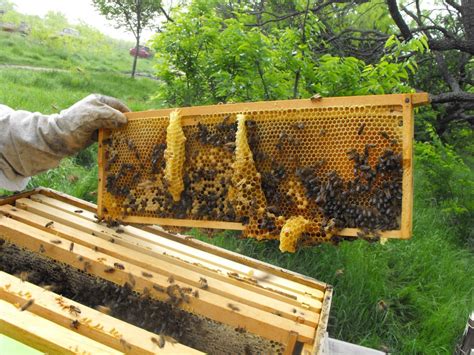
[25,195,325,303]
[0,204,319,326]
[0,272,201,354]
[123,93,428,120]
[0,216,315,344]
[312,286,333,355]
[411,92,430,107]
[39,187,97,211]
[283,331,299,355]
[33,188,330,294]
[18,196,322,310]
[98,129,106,221]
[121,215,245,230]
[121,217,403,238]
[0,300,122,355]
[17,199,320,312]
[401,94,414,239]
[0,188,39,206]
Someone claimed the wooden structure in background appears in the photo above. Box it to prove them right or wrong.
[0,188,333,354]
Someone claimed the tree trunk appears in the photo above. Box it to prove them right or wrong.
[131,36,140,78]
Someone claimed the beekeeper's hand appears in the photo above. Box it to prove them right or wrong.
[0,94,129,191]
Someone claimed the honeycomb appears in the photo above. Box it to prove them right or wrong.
[165,110,186,202]
[279,216,309,253]
[99,95,419,250]
[228,114,268,238]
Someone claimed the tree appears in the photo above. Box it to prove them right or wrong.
[152,0,424,107]
[92,0,166,78]
[385,0,473,135]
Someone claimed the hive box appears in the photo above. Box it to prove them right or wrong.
[0,188,332,354]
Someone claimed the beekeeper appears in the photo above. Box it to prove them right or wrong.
[0,94,129,191]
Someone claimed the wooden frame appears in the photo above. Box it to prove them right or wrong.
[0,272,200,354]
[0,188,333,354]
[97,93,430,239]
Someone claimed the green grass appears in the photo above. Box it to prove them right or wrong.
[0,27,473,355]
[0,31,155,75]
[191,189,474,353]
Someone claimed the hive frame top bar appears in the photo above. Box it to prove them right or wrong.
[124,93,429,120]
[98,93,430,241]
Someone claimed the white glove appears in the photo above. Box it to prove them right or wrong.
[0,94,129,190]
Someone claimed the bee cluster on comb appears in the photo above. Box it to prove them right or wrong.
[99,95,424,252]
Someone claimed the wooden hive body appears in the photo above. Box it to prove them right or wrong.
[0,188,332,354]
[97,93,429,245]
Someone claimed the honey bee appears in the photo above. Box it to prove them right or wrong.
[18,271,29,282]
[192,290,199,298]
[126,139,141,160]
[70,319,80,329]
[152,284,165,293]
[357,123,366,135]
[69,242,74,252]
[151,335,165,349]
[199,277,208,290]
[104,267,115,273]
[377,299,389,312]
[292,122,305,130]
[309,93,322,102]
[141,271,153,278]
[68,305,81,316]
[74,209,83,214]
[113,262,125,270]
[105,152,118,170]
[95,305,111,315]
[167,275,175,284]
[379,131,390,139]
[20,299,34,311]
[50,239,61,244]
[128,273,136,287]
[45,221,54,228]
[120,337,132,350]
[227,303,240,312]
[81,257,91,272]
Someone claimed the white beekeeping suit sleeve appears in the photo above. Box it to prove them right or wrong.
[0,104,30,191]
[0,94,129,191]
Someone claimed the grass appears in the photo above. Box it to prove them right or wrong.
[0,27,473,355]
[0,68,161,113]
[191,184,474,353]
[0,31,155,75]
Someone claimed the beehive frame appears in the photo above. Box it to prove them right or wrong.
[97,93,429,243]
[0,188,333,354]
